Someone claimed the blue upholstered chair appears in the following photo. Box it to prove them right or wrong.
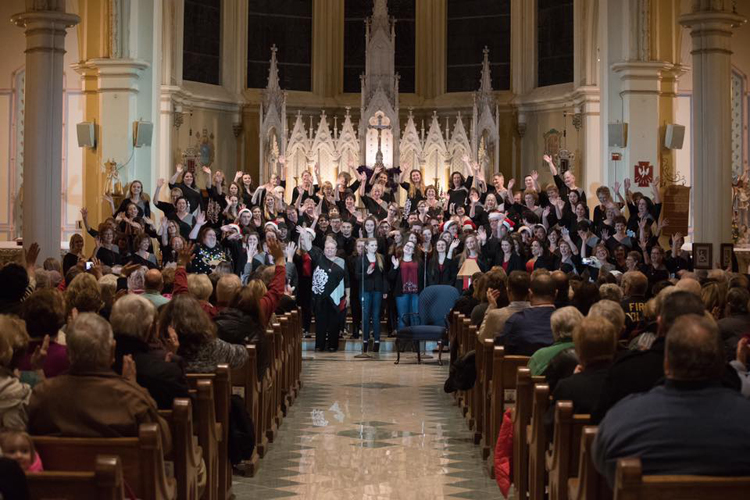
[395,285,461,365]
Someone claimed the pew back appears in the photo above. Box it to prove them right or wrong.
[26,455,125,500]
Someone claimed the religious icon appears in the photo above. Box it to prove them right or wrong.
[693,243,713,270]
[103,159,124,197]
[721,243,734,269]
[196,129,215,167]
[634,162,654,187]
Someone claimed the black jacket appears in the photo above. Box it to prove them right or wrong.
[427,256,457,286]
[113,335,190,410]
[214,308,269,379]
[388,260,426,297]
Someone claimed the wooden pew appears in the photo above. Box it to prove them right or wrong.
[470,325,484,445]
[480,338,494,460]
[187,366,232,500]
[271,321,284,429]
[158,398,202,500]
[279,315,292,414]
[230,344,261,476]
[263,327,279,445]
[486,347,531,478]
[546,402,591,500]
[567,426,612,500]
[464,323,478,434]
[510,368,540,497]
[527,383,550,500]
[27,454,124,500]
[614,458,750,500]
[32,424,176,500]
[290,309,302,395]
[186,379,220,500]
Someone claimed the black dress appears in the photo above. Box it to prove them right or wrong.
[310,247,348,351]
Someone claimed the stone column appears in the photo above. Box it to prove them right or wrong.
[12,5,79,261]
[680,5,746,254]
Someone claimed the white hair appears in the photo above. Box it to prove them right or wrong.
[67,313,114,371]
[109,294,156,341]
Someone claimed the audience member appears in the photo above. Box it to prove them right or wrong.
[478,271,530,342]
[528,306,583,376]
[496,274,556,355]
[28,313,171,451]
[593,315,750,486]
[17,289,68,378]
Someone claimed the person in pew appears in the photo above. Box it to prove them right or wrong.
[544,315,617,438]
[142,268,170,308]
[593,314,750,487]
[110,295,190,410]
[0,315,47,430]
[528,306,583,376]
[495,273,557,355]
[591,291,706,423]
[28,313,171,453]
[17,289,69,379]
[478,270,531,343]
[0,456,29,500]
[0,430,43,471]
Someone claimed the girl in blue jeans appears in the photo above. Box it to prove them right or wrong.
[389,241,425,331]
[355,238,388,352]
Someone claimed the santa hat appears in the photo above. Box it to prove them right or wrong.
[442,220,457,233]
[227,224,241,234]
[461,220,477,231]
[237,208,251,219]
[264,221,279,233]
[502,218,515,232]
[488,211,504,222]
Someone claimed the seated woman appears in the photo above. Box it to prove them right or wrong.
[160,293,247,373]
[528,306,583,376]
[0,315,43,429]
[110,294,189,410]
[17,289,68,378]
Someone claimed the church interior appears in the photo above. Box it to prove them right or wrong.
[3,0,750,499]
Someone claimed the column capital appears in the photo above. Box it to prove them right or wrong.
[11,9,79,30]
[679,10,746,47]
[71,58,150,93]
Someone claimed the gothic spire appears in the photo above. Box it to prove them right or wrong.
[479,46,493,94]
[266,44,280,91]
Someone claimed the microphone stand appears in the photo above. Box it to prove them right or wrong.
[420,247,434,360]
[355,249,372,359]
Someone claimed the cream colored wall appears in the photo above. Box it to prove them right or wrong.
[0,0,83,242]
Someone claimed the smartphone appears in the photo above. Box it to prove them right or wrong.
[85,261,94,271]
[582,257,593,265]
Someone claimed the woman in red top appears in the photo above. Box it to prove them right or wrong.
[389,241,424,330]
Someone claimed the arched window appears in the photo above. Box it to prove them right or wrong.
[343,0,415,93]
[183,0,222,85]
[446,0,511,92]
[537,0,574,87]
[247,0,312,91]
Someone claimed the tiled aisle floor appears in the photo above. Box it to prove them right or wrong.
[232,352,502,499]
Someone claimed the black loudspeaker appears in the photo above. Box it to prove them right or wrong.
[608,123,628,147]
[664,124,685,149]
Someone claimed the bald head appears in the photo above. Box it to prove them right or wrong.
[665,314,724,381]
[675,278,701,297]
[144,269,163,292]
[529,274,556,304]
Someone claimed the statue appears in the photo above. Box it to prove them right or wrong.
[103,158,124,197]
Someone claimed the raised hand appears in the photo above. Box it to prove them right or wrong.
[487,289,498,309]
[507,179,516,192]
[314,162,321,177]
[195,212,206,226]
[166,326,180,356]
[543,154,553,164]
[278,155,286,165]
[449,239,460,252]
[202,166,211,175]
[80,207,88,219]
[121,354,137,382]
[176,163,184,173]
[613,181,621,193]
[601,229,610,240]
[285,242,297,260]
[543,206,551,218]
[157,178,165,188]
[177,242,195,268]
[30,334,50,370]
[531,170,539,182]
[103,194,113,205]
[267,237,285,264]
[391,255,399,268]
[623,178,632,191]
[234,171,243,181]
[24,242,40,272]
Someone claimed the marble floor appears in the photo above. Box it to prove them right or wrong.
[232,352,502,500]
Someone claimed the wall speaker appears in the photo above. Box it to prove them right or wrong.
[664,124,685,149]
[608,123,628,148]
[133,121,153,147]
[76,122,95,148]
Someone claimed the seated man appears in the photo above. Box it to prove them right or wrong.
[28,313,171,452]
[593,315,750,487]
[478,270,530,343]
[496,274,556,355]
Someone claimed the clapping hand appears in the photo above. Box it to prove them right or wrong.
[121,354,137,382]
[177,242,195,268]
[267,238,285,265]
[30,334,50,371]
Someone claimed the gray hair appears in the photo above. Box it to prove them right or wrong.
[588,300,626,335]
[109,294,156,341]
[127,266,148,292]
[550,306,584,342]
[598,283,623,303]
[67,313,114,371]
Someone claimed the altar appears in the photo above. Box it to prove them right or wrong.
[258,0,501,196]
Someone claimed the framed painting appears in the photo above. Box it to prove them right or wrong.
[721,243,734,270]
[693,243,713,270]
